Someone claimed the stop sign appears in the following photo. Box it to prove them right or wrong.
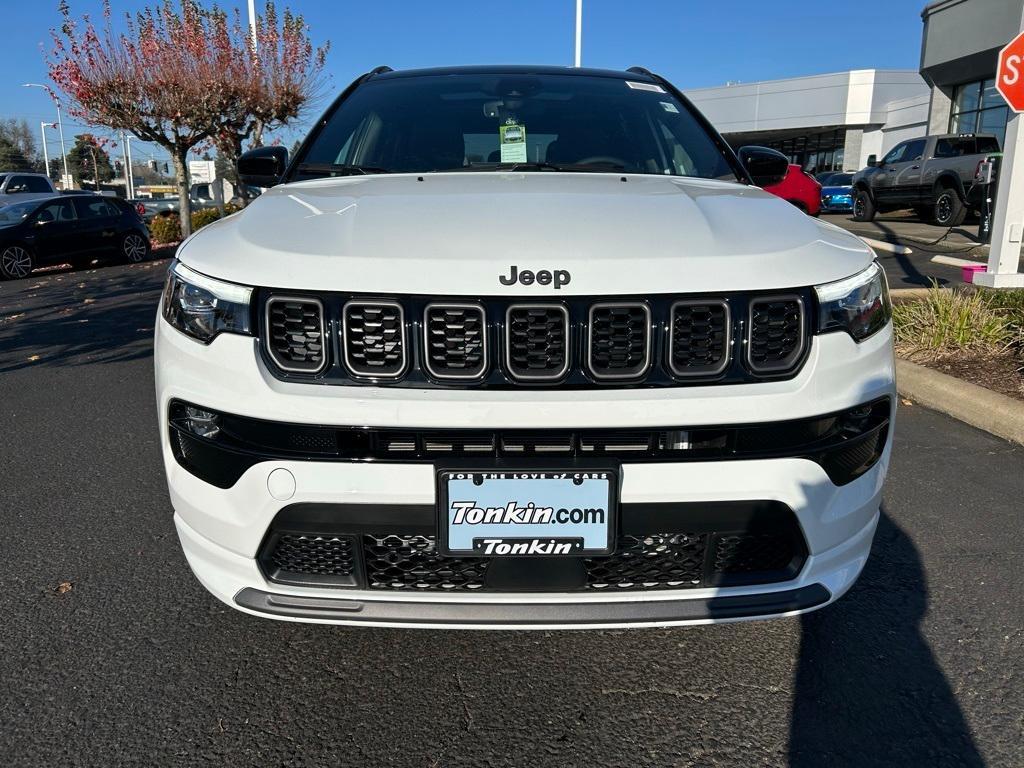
[998,32,1024,113]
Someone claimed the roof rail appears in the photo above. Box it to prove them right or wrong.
[367,66,394,77]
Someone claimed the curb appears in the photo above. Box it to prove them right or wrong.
[896,358,1024,446]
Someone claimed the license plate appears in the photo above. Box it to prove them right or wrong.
[437,469,617,557]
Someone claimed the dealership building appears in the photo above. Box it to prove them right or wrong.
[684,0,1015,174]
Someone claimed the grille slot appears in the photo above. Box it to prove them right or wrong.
[505,304,569,382]
[747,296,805,374]
[585,534,706,589]
[587,303,651,379]
[343,300,406,379]
[265,297,326,373]
[668,300,730,377]
[424,303,487,380]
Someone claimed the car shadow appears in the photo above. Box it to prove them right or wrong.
[789,508,983,767]
[0,259,168,372]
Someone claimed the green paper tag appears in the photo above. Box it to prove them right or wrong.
[499,122,527,163]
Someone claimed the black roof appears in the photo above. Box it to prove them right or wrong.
[372,64,658,82]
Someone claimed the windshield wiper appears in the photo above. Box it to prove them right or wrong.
[296,163,391,177]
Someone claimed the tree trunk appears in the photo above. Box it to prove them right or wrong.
[172,147,192,239]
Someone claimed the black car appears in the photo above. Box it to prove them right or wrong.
[0,194,150,280]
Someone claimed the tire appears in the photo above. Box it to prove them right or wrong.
[853,190,875,222]
[121,231,150,264]
[933,188,967,227]
[0,244,34,280]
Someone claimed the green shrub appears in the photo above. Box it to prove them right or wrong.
[149,213,181,244]
[191,207,221,231]
[892,286,1013,355]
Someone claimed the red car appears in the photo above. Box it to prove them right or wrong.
[763,164,821,216]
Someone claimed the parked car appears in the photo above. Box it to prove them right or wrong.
[156,64,893,630]
[763,163,822,215]
[852,133,1001,226]
[0,195,149,279]
[819,172,854,213]
[132,182,260,223]
[0,172,59,206]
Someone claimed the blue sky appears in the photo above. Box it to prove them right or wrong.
[2,0,927,166]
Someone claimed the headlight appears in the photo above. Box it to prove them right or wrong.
[161,259,253,343]
[815,261,891,342]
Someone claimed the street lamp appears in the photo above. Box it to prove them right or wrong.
[39,122,56,181]
[23,83,70,186]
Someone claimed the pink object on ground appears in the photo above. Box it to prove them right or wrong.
[962,264,986,283]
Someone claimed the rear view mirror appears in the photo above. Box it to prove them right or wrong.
[237,146,288,188]
[736,146,789,187]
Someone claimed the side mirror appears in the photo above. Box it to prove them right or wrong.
[736,145,790,187]
[237,146,288,188]
[867,154,878,167]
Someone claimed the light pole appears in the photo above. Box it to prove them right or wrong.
[23,83,70,186]
[574,0,582,68]
[247,0,257,51]
[39,122,52,180]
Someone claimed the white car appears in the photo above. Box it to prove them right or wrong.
[155,65,894,629]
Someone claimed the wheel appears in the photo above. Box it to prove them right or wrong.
[933,188,966,227]
[0,244,34,280]
[852,190,875,222]
[121,231,150,263]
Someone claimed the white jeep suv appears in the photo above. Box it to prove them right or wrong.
[155,65,894,629]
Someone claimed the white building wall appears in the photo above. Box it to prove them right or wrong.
[859,93,931,168]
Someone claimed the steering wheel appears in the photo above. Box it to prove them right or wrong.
[574,156,628,168]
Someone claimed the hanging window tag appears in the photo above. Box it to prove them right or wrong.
[499,122,528,163]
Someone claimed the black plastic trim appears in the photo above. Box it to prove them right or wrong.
[234,583,832,625]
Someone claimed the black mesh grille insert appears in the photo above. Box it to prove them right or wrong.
[588,304,650,379]
[748,297,804,373]
[713,533,796,574]
[364,535,488,590]
[269,534,355,576]
[266,298,325,372]
[424,304,487,380]
[343,301,406,378]
[506,305,569,381]
[585,534,706,589]
[669,301,729,377]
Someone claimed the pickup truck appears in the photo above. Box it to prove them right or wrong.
[851,133,1001,226]
[0,172,59,206]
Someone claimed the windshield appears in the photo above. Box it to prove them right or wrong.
[826,174,853,186]
[295,73,739,181]
[0,200,39,227]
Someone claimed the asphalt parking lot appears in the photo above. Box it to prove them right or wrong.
[1,259,1021,767]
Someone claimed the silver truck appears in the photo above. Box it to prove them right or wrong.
[851,133,1001,226]
[0,172,59,206]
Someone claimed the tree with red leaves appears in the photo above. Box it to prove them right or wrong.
[48,0,328,237]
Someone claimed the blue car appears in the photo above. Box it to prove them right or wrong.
[819,172,854,213]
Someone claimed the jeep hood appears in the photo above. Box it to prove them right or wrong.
[180,173,873,294]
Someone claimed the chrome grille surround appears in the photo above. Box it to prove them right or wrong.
[504,303,570,382]
[423,302,488,381]
[586,302,652,380]
[342,299,407,379]
[264,296,327,374]
[746,295,806,375]
[667,299,731,378]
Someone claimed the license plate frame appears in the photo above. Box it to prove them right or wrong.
[436,466,618,557]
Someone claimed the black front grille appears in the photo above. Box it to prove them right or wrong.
[505,305,569,381]
[265,298,325,373]
[259,290,815,388]
[748,297,805,373]
[343,301,406,378]
[424,304,487,380]
[588,303,650,379]
[258,524,804,592]
[364,534,489,590]
[585,533,705,589]
[669,300,730,377]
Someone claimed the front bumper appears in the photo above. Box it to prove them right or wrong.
[156,318,895,629]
